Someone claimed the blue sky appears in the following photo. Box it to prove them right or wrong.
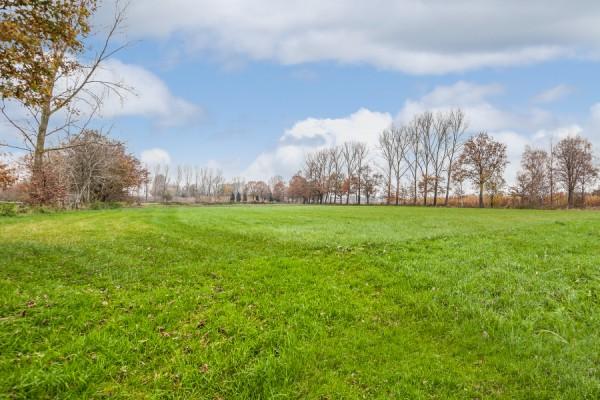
[3,0,600,183]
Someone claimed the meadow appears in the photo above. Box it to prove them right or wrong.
[1,205,599,399]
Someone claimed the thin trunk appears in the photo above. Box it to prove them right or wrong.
[444,160,453,206]
[567,188,574,209]
[33,104,51,177]
[479,183,484,208]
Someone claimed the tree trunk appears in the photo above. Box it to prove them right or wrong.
[567,189,574,209]
[33,105,51,171]
[444,167,452,206]
[479,183,484,208]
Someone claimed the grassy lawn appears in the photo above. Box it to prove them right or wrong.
[1,205,599,399]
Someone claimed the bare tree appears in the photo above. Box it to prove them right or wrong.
[162,164,170,202]
[485,173,505,208]
[416,112,434,205]
[391,126,410,205]
[175,165,183,197]
[430,112,450,206]
[379,128,395,204]
[60,130,146,206]
[183,165,193,197]
[303,149,328,203]
[361,164,381,204]
[328,146,344,204]
[231,176,245,200]
[404,118,421,205]
[457,132,508,208]
[548,137,556,207]
[342,142,358,204]
[513,146,549,207]
[554,135,596,208]
[269,175,286,202]
[451,163,468,207]
[444,109,468,206]
[354,142,368,204]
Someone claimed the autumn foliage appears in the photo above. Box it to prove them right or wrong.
[0,0,96,107]
[0,159,16,189]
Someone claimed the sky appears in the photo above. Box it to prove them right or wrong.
[3,0,600,184]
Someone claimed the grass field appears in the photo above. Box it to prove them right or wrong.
[1,205,599,399]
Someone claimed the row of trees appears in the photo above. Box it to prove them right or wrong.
[288,142,382,204]
[143,172,288,204]
[1,122,598,209]
[379,109,468,206]
[290,110,598,209]
[289,110,510,208]
[149,165,226,202]
[513,136,597,208]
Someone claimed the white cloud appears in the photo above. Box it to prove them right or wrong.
[590,103,600,128]
[585,104,600,149]
[2,58,201,143]
[396,81,512,131]
[100,0,600,74]
[141,148,171,165]
[244,109,392,179]
[91,59,202,127]
[282,108,392,147]
[533,84,574,103]
[244,145,308,180]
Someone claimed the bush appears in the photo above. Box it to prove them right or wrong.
[89,201,123,210]
[0,202,17,217]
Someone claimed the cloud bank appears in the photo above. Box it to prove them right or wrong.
[107,0,600,74]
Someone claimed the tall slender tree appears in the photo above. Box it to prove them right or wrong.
[444,109,468,206]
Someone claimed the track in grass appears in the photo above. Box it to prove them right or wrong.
[1,205,599,399]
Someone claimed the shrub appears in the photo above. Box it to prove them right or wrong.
[0,202,17,217]
[90,201,123,210]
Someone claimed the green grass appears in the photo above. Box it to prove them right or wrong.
[1,205,600,399]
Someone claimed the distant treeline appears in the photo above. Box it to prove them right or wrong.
[2,110,598,210]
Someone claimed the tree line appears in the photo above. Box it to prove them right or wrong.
[287,109,598,209]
